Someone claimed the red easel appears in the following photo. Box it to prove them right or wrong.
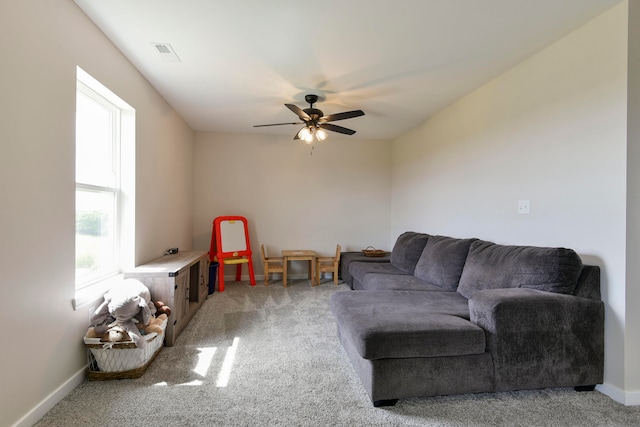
[210,216,256,292]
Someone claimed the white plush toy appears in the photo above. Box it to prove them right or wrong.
[90,279,157,349]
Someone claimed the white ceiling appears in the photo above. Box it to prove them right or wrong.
[74,0,621,140]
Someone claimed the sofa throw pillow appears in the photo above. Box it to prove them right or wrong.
[457,240,583,299]
[390,232,430,274]
[414,235,477,291]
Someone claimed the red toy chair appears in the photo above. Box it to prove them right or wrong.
[210,216,256,292]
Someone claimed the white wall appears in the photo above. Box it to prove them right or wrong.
[193,132,392,277]
[626,0,640,396]
[392,3,634,400]
[4,1,638,424]
[0,2,195,426]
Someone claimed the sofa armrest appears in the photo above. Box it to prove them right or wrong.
[469,288,604,391]
[340,252,391,288]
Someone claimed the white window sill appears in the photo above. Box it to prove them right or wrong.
[73,274,124,310]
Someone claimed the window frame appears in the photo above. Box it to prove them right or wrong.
[75,81,122,289]
[74,67,135,309]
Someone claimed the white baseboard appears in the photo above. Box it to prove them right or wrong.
[12,366,86,427]
[627,391,640,406]
[597,383,640,405]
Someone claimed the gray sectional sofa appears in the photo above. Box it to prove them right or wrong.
[329,232,604,406]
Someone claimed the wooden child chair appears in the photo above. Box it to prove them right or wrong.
[315,244,341,286]
[260,244,285,286]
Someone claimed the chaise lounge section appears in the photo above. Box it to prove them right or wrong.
[330,232,604,406]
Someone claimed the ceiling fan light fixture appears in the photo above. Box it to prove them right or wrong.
[298,127,313,143]
[253,94,364,143]
[316,128,328,141]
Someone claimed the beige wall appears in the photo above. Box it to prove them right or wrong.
[193,132,392,277]
[4,0,639,425]
[0,2,195,425]
[626,0,640,396]
[392,2,636,401]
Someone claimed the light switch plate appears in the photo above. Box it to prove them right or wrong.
[518,200,530,215]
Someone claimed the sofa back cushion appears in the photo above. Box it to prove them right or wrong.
[390,232,430,274]
[457,240,583,299]
[414,235,477,291]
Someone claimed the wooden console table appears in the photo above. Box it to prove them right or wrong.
[282,250,316,287]
[124,251,209,346]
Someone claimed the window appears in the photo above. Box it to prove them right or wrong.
[75,67,135,302]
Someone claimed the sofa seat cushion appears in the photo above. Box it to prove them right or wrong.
[359,274,444,291]
[390,232,430,274]
[457,240,583,299]
[330,291,483,360]
[414,235,477,291]
[349,261,407,286]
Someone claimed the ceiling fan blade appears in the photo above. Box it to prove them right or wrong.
[320,110,365,122]
[319,123,357,135]
[285,103,311,121]
[253,122,302,127]
[293,130,301,140]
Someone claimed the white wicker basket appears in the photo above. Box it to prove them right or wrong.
[84,318,166,380]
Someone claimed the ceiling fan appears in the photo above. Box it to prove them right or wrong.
[253,94,365,143]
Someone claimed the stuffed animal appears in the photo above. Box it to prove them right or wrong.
[90,279,157,348]
[85,325,127,342]
[85,314,167,343]
[153,301,171,318]
[141,313,167,336]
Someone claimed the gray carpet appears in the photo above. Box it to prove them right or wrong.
[36,280,640,426]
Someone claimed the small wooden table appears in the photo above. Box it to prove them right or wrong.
[282,250,316,287]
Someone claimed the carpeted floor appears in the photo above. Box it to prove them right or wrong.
[36,279,640,426]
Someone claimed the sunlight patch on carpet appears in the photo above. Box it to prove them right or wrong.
[194,347,217,377]
[217,337,240,387]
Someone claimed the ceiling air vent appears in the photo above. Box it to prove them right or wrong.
[151,43,181,62]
